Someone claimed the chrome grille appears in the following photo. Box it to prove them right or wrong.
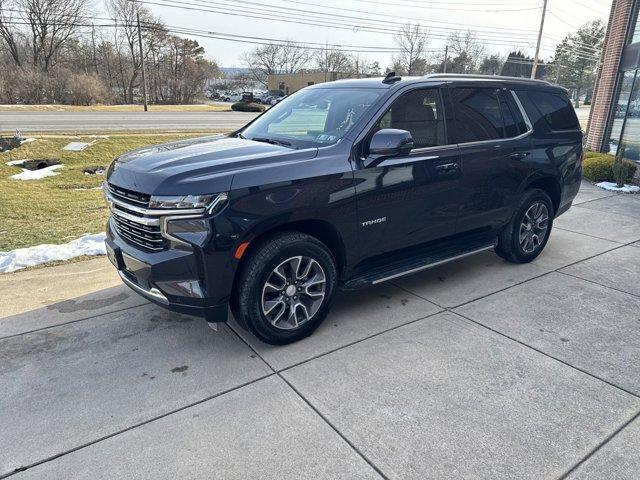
[107,184,165,252]
[111,210,166,251]
[108,183,150,207]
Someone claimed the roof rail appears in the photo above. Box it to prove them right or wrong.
[423,73,551,85]
[382,71,402,84]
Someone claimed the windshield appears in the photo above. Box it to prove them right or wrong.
[240,88,384,148]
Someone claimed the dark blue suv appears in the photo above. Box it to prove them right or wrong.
[105,73,583,344]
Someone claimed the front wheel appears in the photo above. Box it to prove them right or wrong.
[496,189,554,263]
[234,232,338,345]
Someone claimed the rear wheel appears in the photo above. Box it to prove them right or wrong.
[234,232,337,345]
[496,189,554,263]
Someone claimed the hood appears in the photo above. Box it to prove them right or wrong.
[107,135,318,195]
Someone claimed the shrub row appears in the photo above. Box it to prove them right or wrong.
[583,152,637,183]
[0,67,112,105]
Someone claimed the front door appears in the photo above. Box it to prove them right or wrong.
[353,87,462,258]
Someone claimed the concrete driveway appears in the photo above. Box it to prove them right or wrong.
[2,181,640,479]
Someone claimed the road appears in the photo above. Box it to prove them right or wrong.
[3,182,640,478]
[0,111,260,133]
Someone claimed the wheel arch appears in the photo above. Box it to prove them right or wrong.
[523,175,561,216]
[230,219,347,303]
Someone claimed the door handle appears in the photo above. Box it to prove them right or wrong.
[435,162,458,171]
[509,152,530,160]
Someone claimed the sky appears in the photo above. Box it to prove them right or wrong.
[138,0,613,69]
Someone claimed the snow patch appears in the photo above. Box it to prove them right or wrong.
[595,181,640,193]
[0,233,106,273]
[5,159,25,166]
[10,164,63,180]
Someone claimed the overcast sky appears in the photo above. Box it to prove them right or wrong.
[140,0,612,69]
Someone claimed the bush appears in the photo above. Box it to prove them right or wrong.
[231,102,265,112]
[64,73,112,105]
[583,153,637,183]
[584,150,602,159]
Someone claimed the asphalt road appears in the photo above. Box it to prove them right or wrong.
[3,182,640,478]
[0,111,260,133]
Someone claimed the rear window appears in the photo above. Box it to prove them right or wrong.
[517,89,580,131]
[448,87,505,143]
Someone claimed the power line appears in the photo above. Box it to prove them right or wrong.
[131,0,540,49]
[348,0,542,13]
[208,0,541,37]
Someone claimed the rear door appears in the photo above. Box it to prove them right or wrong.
[446,86,532,234]
[353,86,462,257]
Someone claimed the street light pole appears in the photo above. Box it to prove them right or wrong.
[531,0,548,79]
[136,12,148,112]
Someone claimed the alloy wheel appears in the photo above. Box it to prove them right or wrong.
[261,256,327,330]
[519,202,549,254]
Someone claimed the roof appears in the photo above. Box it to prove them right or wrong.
[309,73,557,90]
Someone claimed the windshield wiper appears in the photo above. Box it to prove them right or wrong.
[250,137,292,147]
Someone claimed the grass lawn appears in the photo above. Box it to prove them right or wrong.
[0,104,231,112]
[0,132,217,251]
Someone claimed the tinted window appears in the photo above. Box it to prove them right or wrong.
[376,89,445,149]
[499,91,521,137]
[519,90,580,131]
[449,88,504,143]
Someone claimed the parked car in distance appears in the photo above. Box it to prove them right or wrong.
[223,92,242,102]
[104,73,583,345]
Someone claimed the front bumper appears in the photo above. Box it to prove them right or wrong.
[106,219,230,322]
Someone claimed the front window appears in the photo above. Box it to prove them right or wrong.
[241,87,384,149]
[374,88,446,149]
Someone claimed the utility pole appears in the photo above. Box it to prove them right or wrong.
[443,45,448,73]
[91,23,98,76]
[136,12,148,112]
[531,0,548,79]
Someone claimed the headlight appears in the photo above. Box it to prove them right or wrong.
[149,194,216,209]
[149,192,228,212]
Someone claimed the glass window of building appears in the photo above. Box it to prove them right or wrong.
[619,70,640,162]
[629,4,640,44]
[607,70,636,155]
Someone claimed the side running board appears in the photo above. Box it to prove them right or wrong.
[343,240,497,289]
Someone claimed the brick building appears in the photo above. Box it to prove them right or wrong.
[588,0,640,162]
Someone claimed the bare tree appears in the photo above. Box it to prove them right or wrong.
[314,43,352,79]
[0,0,22,66]
[393,23,429,75]
[21,0,89,71]
[243,41,309,88]
[108,0,156,103]
[447,29,485,74]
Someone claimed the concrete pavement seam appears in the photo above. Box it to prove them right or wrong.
[0,373,275,479]
[224,323,398,480]
[0,302,150,342]
[557,269,640,301]
[556,410,640,480]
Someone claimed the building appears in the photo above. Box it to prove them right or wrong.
[267,72,351,95]
[588,0,640,162]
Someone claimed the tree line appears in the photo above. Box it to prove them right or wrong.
[0,1,605,106]
[242,20,605,104]
[0,0,219,105]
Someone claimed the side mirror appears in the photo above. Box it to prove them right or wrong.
[365,129,414,167]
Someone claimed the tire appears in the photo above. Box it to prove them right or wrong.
[234,232,338,345]
[496,188,554,264]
